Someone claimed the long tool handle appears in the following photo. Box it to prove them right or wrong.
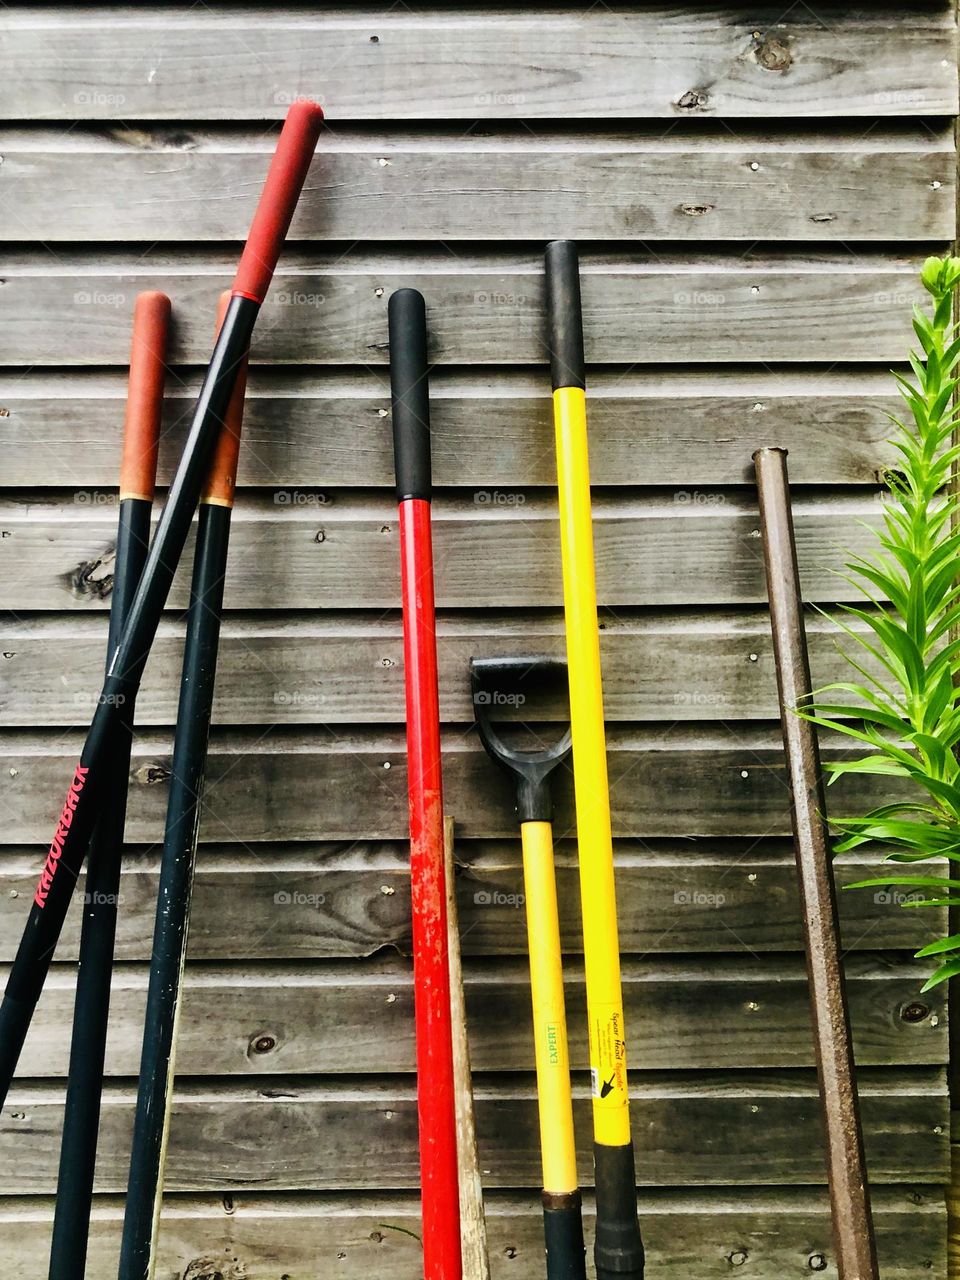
[119,296,248,1280]
[444,817,491,1280]
[0,100,323,1107]
[545,240,644,1280]
[47,292,170,1280]
[520,820,586,1280]
[754,446,879,1280]
[390,289,462,1280]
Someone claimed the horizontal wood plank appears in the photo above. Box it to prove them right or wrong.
[0,1187,946,1280]
[3,129,952,242]
[1,7,954,120]
[0,1070,947,1192]
[0,252,929,365]
[0,725,924,842]
[0,840,942,958]
[14,954,944,1078]
[0,608,876,726]
[0,490,886,611]
[0,368,903,489]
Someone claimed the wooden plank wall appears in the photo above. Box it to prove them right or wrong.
[0,5,956,1277]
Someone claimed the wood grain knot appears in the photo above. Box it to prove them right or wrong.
[754,34,793,72]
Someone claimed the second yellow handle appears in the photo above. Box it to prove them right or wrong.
[521,819,579,1195]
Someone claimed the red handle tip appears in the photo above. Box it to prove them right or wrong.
[231,100,324,306]
[120,291,171,499]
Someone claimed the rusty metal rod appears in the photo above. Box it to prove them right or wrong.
[754,446,880,1280]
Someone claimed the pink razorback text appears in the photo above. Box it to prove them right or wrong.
[34,764,89,908]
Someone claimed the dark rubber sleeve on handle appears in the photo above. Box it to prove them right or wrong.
[594,1142,645,1280]
[120,291,170,499]
[545,239,586,392]
[543,1193,587,1280]
[388,288,432,501]
[232,100,324,305]
[202,292,249,507]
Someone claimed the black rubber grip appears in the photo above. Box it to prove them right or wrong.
[543,1194,587,1280]
[388,288,432,501]
[545,240,586,391]
[594,1142,645,1279]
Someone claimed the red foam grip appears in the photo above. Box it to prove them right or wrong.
[231,100,324,306]
[120,291,171,499]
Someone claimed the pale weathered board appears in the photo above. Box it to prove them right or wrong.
[0,7,954,120]
[0,252,930,365]
[0,608,878,726]
[12,953,944,1078]
[3,128,953,243]
[0,489,887,611]
[0,841,943,959]
[0,1187,946,1280]
[0,1070,948,1193]
[0,368,904,489]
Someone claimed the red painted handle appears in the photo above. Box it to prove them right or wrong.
[120,291,170,500]
[232,99,324,306]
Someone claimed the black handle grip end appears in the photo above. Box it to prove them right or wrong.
[545,240,586,392]
[388,288,431,501]
[594,1142,645,1280]
[542,1191,587,1280]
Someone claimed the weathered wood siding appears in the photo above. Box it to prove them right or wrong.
[0,5,956,1278]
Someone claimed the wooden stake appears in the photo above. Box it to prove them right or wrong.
[444,816,491,1280]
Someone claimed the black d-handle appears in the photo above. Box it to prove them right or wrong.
[388,288,432,502]
[470,656,572,824]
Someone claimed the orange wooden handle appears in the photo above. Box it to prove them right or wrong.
[120,292,171,499]
[202,291,249,506]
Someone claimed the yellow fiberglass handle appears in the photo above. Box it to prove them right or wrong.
[553,385,631,1149]
[520,819,579,1194]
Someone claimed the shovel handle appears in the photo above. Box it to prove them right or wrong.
[545,239,585,392]
[389,288,432,501]
[232,99,325,305]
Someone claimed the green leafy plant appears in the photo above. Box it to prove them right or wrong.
[806,255,960,991]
